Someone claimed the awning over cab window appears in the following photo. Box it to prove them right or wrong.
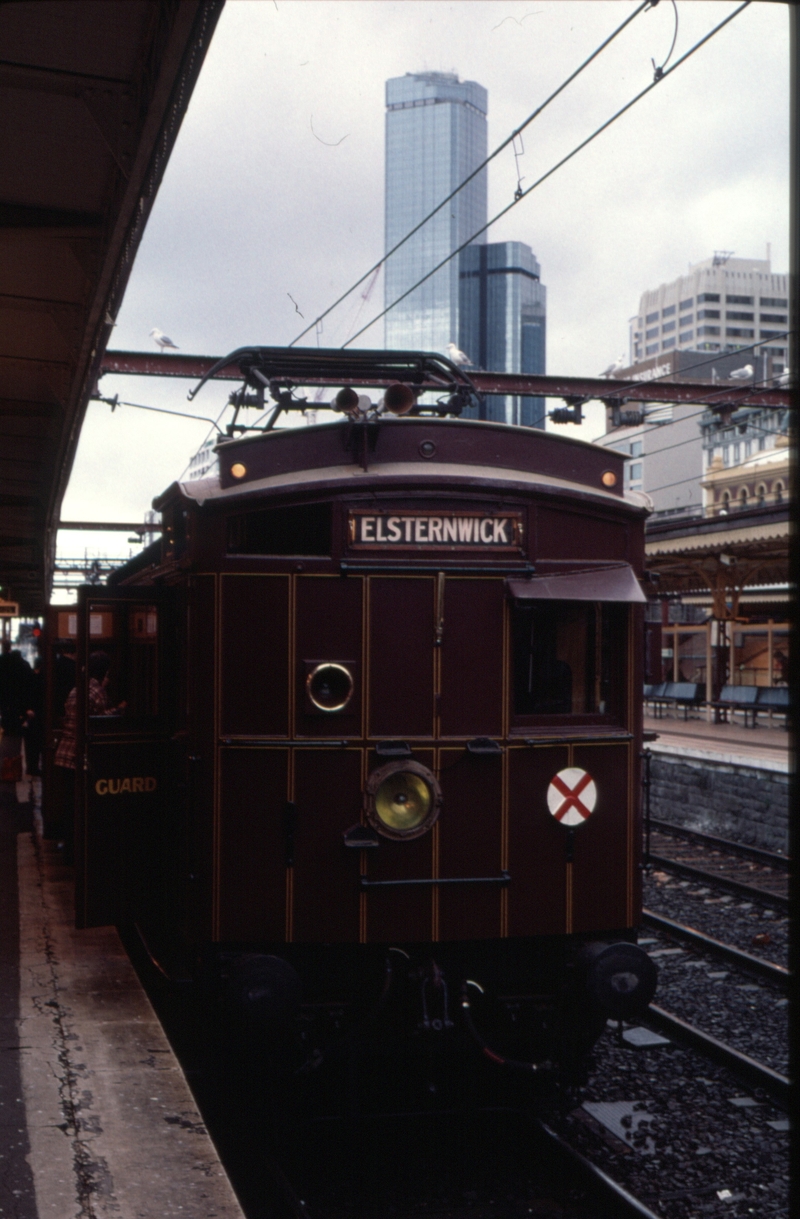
[507,563,646,603]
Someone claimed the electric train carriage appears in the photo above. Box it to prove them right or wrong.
[72,348,658,1087]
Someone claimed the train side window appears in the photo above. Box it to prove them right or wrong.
[86,604,159,727]
[511,601,625,722]
[227,503,332,555]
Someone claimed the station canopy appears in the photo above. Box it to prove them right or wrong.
[0,0,223,616]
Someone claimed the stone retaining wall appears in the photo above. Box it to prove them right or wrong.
[647,750,789,854]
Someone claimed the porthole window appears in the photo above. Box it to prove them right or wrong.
[306,663,354,712]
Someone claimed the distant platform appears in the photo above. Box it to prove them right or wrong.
[644,714,790,772]
[0,793,244,1219]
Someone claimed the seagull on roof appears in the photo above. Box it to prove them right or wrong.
[150,328,180,350]
[599,354,626,378]
[728,363,754,381]
[446,342,471,366]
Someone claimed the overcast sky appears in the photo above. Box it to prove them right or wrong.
[57,0,789,589]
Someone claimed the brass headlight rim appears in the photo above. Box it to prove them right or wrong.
[306,662,355,713]
[365,759,442,841]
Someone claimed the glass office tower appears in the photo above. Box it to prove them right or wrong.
[384,72,488,352]
[459,241,547,427]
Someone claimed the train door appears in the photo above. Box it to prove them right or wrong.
[74,588,174,929]
[42,606,78,837]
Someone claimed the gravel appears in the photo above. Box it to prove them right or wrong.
[555,1028,790,1219]
[639,927,789,1075]
[643,872,789,968]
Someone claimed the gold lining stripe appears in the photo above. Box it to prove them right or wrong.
[212,573,221,940]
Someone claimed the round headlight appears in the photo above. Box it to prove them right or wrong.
[366,760,441,840]
[306,663,354,712]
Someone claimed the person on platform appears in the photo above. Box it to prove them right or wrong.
[0,641,33,784]
[52,651,125,864]
[22,655,44,777]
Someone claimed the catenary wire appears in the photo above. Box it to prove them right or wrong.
[343,1,751,348]
[96,396,225,431]
[287,1,651,347]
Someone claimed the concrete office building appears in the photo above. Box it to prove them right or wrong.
[384,72,487,352]
[628,253,789,370]
[458,241,547,426]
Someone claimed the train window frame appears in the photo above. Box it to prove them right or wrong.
[226,502,333,557]
[509,599,627,728]
[83,600,161,731]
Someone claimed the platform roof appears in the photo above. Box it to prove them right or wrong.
[645,503,790,616]
[0,0,224,616]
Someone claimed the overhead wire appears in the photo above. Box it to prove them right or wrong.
[287,0,652,347]
[343,1,752,349]
[95,395,225,432]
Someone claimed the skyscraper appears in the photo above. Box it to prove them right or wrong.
[383,70,547,429]
[458,241,546,426]
[384,72,487,352]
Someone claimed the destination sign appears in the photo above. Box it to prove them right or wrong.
[348,510,523,550]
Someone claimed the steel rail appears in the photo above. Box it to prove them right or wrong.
[649,819,790,870]
[98,350,790,409]
[642,909,789,987]
[646,1004,789,1109]
[648,854,789,911]
[532,1120,664,1219]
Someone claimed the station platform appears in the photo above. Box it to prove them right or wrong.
[643,713,790,771]
[0,785,245,1219]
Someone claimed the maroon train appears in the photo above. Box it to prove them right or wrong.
[69,348,657,1079]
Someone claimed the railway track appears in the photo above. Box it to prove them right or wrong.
[648,819,789,870]
[642,908,789,986]
[533,1121,663,1219]
[645,1004,789,1109]
[646,826,789,911]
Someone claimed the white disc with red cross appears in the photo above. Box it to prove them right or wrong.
[547,768,597,827]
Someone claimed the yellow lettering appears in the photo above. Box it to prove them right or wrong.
[108,778,120,794]
[145,777,157,792]
[120,778,131,793]
[133,777,144,793]
[95,779,107,796]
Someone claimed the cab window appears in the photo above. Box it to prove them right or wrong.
[511,601,625,724]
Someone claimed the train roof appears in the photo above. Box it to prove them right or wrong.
[155,416,647,517]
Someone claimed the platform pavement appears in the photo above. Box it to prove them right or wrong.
[643,713,790,772]
[0,784,245,1219]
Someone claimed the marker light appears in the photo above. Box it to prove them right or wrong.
[601,470,617,488]
[306,663,354,712]
[366,760,441,840]
[231,463,247,479]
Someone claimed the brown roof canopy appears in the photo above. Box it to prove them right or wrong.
[0,0,224,615]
